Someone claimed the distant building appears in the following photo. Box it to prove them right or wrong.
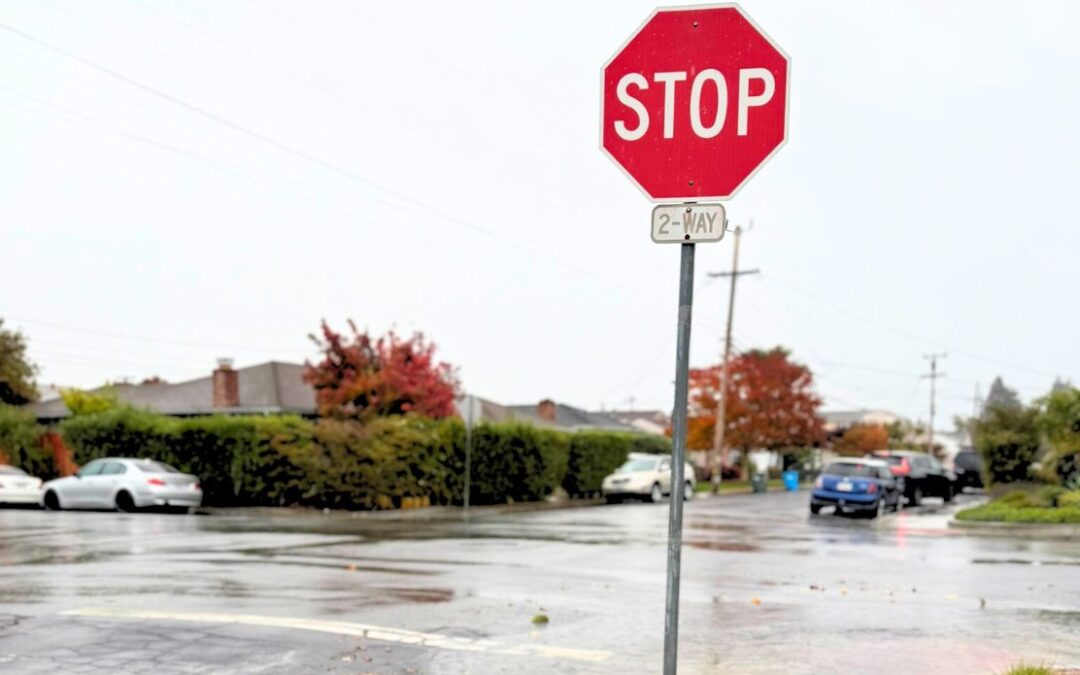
[821,409,902,433]
[605,410,670,436]
[454,397,648,434]
[34,384,64,403]
[25,360,316,422]
[506,399,641,433]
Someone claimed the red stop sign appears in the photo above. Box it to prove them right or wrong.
[601,6,789,201]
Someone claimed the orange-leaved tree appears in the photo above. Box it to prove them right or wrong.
[832,423,890,456]
[304,320,459,421]
[688,347,824,466]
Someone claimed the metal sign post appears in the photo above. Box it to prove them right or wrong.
[600,6,789,673]
[464,395,476,510]
[663,241,695,674]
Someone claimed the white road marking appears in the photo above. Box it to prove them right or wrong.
[61,608,610,663]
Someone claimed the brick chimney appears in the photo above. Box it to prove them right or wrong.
[212,358,239,408]
[537,399,556,423]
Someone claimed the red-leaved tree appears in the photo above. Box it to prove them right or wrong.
[304,320,459,421]
[832,423,890,457]
[688,347,824,466]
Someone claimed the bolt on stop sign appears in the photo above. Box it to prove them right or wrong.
[601,4,789,201]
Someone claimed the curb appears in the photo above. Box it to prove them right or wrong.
[948,518,1080,540]
[196,497,605,523]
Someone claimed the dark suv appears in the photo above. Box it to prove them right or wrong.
[952,450,984,491]
[869,450,954,506]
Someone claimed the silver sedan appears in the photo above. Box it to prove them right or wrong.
[42,457,202,512]
[0,465,44,505]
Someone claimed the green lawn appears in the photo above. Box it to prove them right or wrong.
[956,487,1080,524]
[1001,664,1054,675]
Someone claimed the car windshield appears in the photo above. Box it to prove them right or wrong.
[955,452,981,470]
[825,463,879,478]
[876,455,904,466]
[617,459,658,473]
[135,461,180,474]
[0,466,27,476]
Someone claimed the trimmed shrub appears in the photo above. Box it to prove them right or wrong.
[0,405,53,479]
[57,408,667,509]
[454,422,569,505]
[974,404,1040,485]
[60,408,308,506]
[563,430,671,497]
[1056,491,1080,508]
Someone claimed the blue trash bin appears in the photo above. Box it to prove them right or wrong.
[782,470,799,492]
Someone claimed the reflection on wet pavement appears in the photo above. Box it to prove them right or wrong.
[0,491,1077,674]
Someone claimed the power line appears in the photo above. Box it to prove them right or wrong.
[761,273,1061,380]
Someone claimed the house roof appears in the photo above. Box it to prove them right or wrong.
[505,402,639,432]
[24,362,316,421]
[821,409,901,429]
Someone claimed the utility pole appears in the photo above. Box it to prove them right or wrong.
[922,353,947,456]
[707,224,759,492]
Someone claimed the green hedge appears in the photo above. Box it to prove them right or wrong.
[564,430,671,497]
[0,405,54,479]
[956,488,1080,524]
[57,408,665,508]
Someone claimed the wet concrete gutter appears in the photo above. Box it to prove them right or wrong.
[948,519,1080,540]
[197,497,605,523]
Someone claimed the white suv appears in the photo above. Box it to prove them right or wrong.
[602,453,696,504]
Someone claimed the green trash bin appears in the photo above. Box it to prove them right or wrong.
[750,473,767,493]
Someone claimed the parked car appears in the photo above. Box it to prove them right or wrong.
[0,465,44,505]
[952,450,984,491]
[869,450,954,505]
[810,458,902,518]
[602,453,696,503]
[42,458,202,512]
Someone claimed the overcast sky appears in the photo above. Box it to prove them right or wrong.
[3,0,1079,428]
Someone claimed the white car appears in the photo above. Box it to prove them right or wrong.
[602,453,697,504]
[0,465,44,505]
[42,457,202,512]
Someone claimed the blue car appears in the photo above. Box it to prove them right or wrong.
[810,458,902,519]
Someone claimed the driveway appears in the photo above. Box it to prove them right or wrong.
[0,491,1077,674]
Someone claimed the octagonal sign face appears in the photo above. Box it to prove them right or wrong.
[601,4,789,201]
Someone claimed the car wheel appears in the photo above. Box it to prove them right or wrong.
[43,491,61,511]
[943,486,954,503]
[910,486,922,507]
[649,483,663,503]
[683,482,694,501]
[605,495,622,505]
[115,491,137,513]
[809,504,821,515]
[871,498,885,519]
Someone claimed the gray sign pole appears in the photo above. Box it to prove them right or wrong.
[464,396,474,511]
[663,241,695,675]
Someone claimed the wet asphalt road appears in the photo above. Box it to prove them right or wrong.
[0,491,1078,675]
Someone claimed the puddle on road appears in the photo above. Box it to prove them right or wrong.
[1024,609,1080,627]
[380,586,454,604]
[0,586,49,603]
[686,540,759,553]
[972,558,1080,566]
[688,521,751,533]
[4,550,118,566]
[199,557,438,576]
